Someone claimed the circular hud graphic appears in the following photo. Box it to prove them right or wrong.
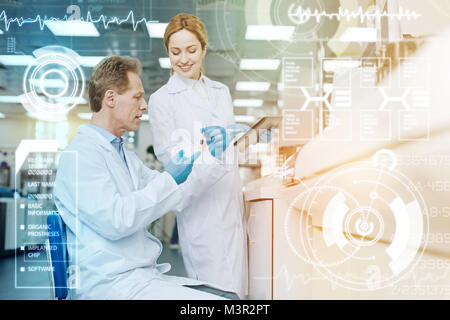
[22,52,85,121]
[285,150,429,291]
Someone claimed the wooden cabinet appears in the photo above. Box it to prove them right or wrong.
[247,200,273,300]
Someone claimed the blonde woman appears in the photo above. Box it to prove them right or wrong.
[149,13,248,299]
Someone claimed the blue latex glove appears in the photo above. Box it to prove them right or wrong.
[201,124,249,159]
[201,126,227,159]
[164,150,200,184]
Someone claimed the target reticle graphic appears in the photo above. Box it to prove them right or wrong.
[21,51,85,122]
[285,150,429,291]
[284,185,363,266]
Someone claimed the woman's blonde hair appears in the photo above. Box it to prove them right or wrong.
[163,13,208,76]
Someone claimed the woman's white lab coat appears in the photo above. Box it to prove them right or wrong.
[54,124,230,299]
[149,73,248,298]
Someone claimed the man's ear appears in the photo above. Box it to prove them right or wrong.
[104,90,116,109]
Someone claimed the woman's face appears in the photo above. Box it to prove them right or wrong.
[168,29,206,80]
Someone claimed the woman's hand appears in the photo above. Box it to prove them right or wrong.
[201,124,250,159]
[201,126,227,159]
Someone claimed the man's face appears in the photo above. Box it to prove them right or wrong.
[112,71,147,134]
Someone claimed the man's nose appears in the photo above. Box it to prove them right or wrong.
[140,101,148,111]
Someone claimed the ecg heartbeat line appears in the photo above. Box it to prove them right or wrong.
[0,10,156,32]
[288,5,421,24]
[256,263,450,293]
[254,264,333,292]
[405,266,450,286]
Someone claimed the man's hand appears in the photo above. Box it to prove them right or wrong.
[164,150,201,184]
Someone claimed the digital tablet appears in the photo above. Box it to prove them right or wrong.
[233,116,282,146]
